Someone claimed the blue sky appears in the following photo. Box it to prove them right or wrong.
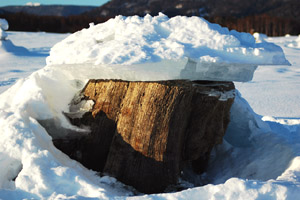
[0,0,109,7]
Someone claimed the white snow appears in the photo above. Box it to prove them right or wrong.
[0,18,9,40]
[236,35,300,117]
[47,14,289,82]
[287,35,300,49]
[0,19,9,31]
[25,2,41,7]
[0,31,69,93]
[0,29,7,40]
[0,14,299,199]
[253,32,268,43]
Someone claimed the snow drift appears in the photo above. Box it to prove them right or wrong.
[0,14,299,199]
[287,35,300,49]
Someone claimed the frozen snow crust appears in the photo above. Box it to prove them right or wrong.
[46,14,289,82]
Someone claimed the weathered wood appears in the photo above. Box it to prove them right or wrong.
[53,79,235,193]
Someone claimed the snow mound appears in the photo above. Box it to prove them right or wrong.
[0,19,8,31]
[0,19,28,54]
[47,13,289,66]
[46,14,290,82]
[287,35,300,49]
[253,32,268,43]
[0,20,38,56]
[0,29,7,40]
[0,19,8,40]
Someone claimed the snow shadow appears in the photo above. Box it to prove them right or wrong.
[0,78,18,87]
[0,189,39,200]
[203,92,295,185]
[276,68,289,73]
[1,40,48,57]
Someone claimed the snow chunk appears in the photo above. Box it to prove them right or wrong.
[47,13,290,68]
[0,29,8,40]
[0,19,8,40]
[0,19,8,31]
[253,32,268,43]
[287,35,300,49]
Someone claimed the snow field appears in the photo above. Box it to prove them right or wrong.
[0,31,69,93]
[235,35,300,117]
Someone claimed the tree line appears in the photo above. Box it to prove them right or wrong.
[1,12,299,36]
[0,12,110,33]
[209,14,300,36]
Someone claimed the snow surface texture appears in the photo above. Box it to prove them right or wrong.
[0,14,299,199]
[47,14,289,82]
[236,35,300,118]
[287,35,300,49]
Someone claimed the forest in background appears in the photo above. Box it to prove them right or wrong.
[209,14,300,36]
[1,12,299,36]
[1,0,300,37]
[0,12,110,33]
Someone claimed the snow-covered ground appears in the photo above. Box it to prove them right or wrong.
[0,14,299,199]
[0,31,68,93]
[236,36,300,118]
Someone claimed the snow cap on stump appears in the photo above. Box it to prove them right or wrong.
[47,13,290,82]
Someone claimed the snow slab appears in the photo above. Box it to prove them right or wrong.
[47,13,289,82]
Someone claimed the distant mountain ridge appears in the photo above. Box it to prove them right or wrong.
[85,0,300,21]
[0,5,97,17]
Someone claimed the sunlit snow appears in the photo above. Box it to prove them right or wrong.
[46,14,289,82]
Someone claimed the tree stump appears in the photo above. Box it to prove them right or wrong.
[52,79,235,193]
